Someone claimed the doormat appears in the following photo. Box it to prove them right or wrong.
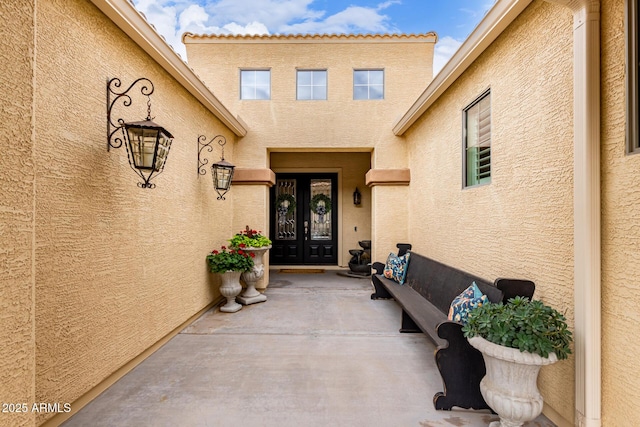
[279,269,325,274]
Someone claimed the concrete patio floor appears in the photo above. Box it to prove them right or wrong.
[62,270,556,427]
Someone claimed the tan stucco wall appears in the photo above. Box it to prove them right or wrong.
[370,185,410,263]
[231,184,271,288]
[6,1,639,425]
[0,1,36,426]
[185,34,431,263]
[185,34,434,166]
[600,0,640,425]
[270,152,372,266]
[403,2,575,424]
[28,1,237,424]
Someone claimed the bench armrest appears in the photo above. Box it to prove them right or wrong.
[495,278,535,302]
[372,243,412,274]
[434,320,490,411]
[396,243,412,256]
[371,261,385,275]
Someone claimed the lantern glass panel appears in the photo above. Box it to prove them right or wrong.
[154,131,172,171]
[128,127,159,169]
[213,166,232,190]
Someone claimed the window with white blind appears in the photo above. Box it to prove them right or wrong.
[627,0,640,153]
[463,90,491,187]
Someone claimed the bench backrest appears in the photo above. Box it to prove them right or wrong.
[403,252,504,315]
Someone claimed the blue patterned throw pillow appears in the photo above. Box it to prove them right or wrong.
[447,282,488,324]
[383,251,411,285]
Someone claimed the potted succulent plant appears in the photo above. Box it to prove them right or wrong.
[206,245,255,313]
[462,296,573,427]
[229,226,272,305]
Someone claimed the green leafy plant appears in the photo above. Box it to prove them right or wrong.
[229,226,272,249]
[206,246,255,273]
[462,296,573,360]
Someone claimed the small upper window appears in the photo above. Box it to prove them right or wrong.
[240,70,270,100]
[297,70,327,100]
[353,70,384,100]
[463,90,491,187]
[627,0,639,153]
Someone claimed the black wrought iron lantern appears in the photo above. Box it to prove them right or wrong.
[124,118,173,171]
[198,134,235,200]
[353,187,362,206]
[107,77,174,189]
[211,157,235,199]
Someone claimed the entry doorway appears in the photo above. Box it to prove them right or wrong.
[270,173,338,265]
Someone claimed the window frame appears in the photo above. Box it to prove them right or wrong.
[353,69,384,100]
[296,69,328,101]
[462,89,492,188]
[627,0,640,154]
[240,69,271,100]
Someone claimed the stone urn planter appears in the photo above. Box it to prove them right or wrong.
[468,336,558,427]
[238,246,271,305]
[218,271,243,313]
[462,297,572,427]
[207,245,254,313]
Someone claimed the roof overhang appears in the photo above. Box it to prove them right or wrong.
[393,0,534,136]
[90,0,247,137]
[183,33,438,45]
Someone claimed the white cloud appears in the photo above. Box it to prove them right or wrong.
[223,21,270,35]
[376,0,401,11]
[178,4,229,40]
[134,0,184,58]
[433,36,463,76]
[132,0,491,70]
[280,6,394,34]
[134,0,399,60]
[179,4,207,29]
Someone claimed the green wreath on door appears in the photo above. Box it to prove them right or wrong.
[310,194,332,214]
[275,194,297,214]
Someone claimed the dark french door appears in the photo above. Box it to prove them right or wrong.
[270,173,338,265]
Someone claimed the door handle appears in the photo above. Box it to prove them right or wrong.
[304,220,309,241]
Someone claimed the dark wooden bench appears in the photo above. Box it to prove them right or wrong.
[371,251,535,411]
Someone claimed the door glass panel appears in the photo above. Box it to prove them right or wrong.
[310,179,332,240]
[275,179,297,240]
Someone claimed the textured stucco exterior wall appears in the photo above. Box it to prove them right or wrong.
[185,34,434,167]
[371,185,410,263]
[270,152,372,266]
[9,1,639,425]
[403,2,575,423]
[185,35,430,263]
[0,1,36,426]
[600,0,640,425]
[231,184,271,288]
[32,1,236,424]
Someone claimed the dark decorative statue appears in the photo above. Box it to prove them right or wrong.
[348,240,372,276]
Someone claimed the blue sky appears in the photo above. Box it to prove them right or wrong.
[134,0,496,74]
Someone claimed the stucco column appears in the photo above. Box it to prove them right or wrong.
[366,169,410,262]
[232,168,275,290]
[543,1,601,427]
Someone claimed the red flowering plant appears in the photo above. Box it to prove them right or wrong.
[229,225,272,249]
[206,245,255,273]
